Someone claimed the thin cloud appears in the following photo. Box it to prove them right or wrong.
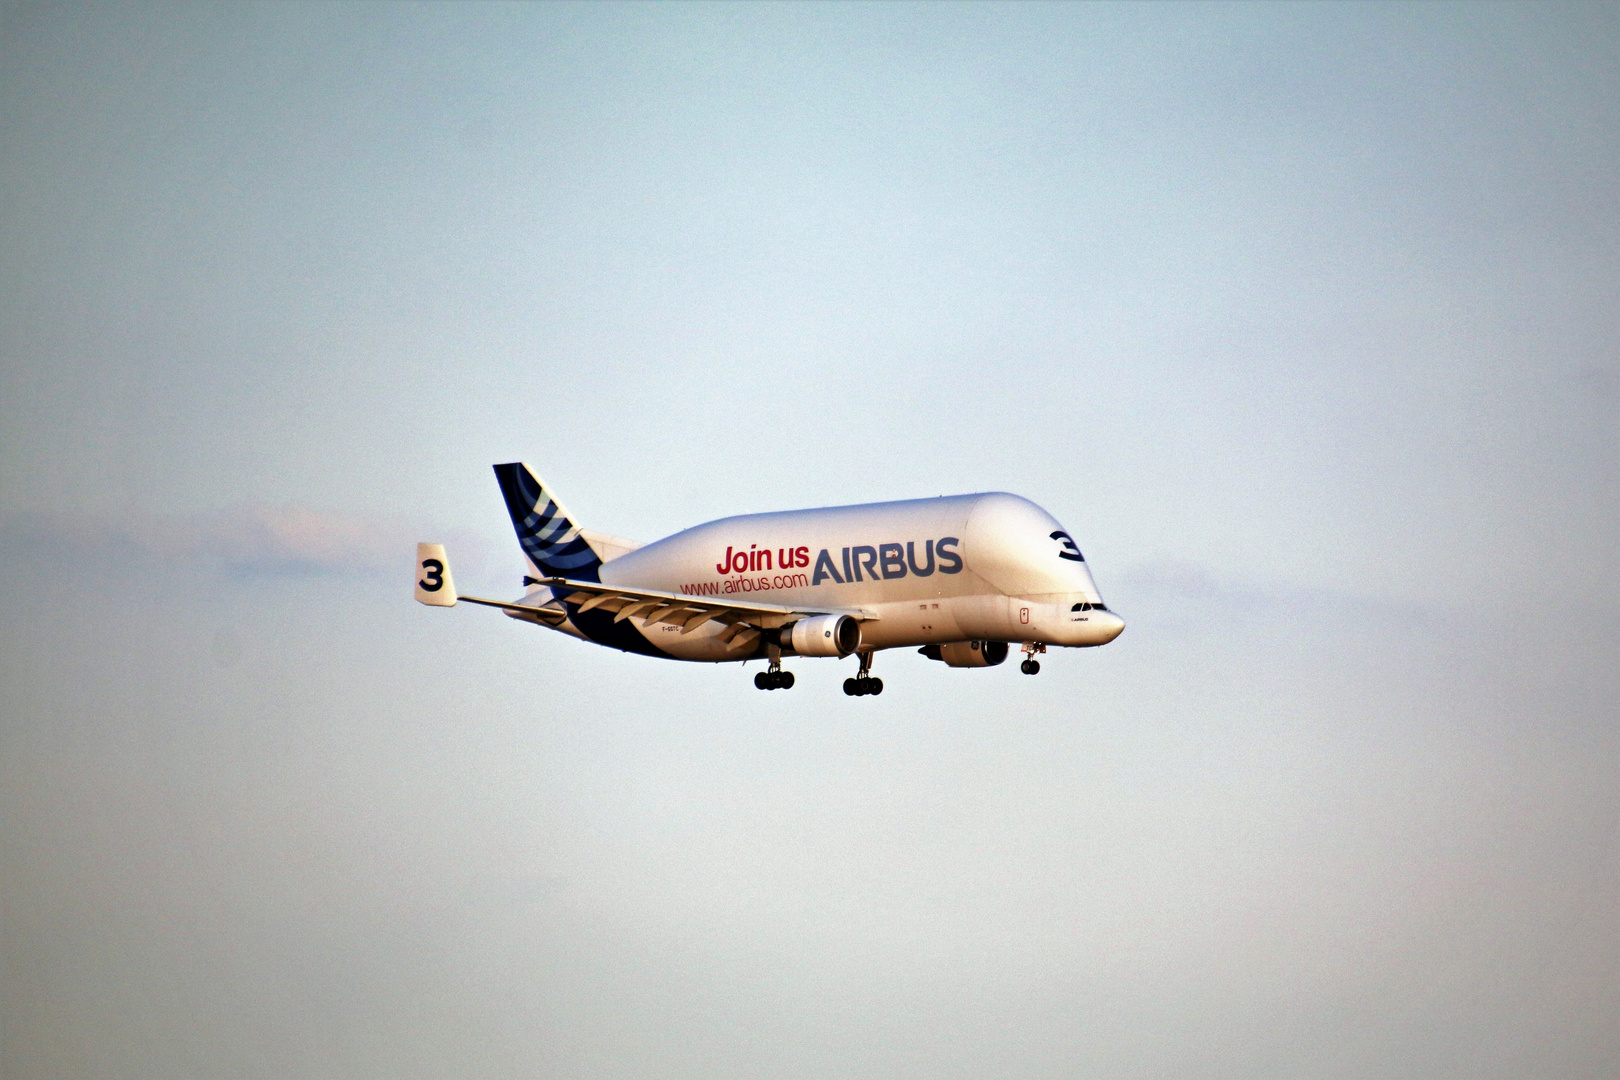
[1119,557,1433,623]
[3,505,491,580]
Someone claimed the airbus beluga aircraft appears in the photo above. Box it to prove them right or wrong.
[415,463,1124,695]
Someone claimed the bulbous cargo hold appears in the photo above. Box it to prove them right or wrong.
[416,463,1124,694]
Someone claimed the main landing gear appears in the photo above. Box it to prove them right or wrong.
[843,650,883,696]
[755,659,795,691]
[1020,641,1046,675]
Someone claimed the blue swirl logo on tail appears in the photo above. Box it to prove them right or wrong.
[493,463,603,582]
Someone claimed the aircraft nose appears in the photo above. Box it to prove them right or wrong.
[1097,611,1125,642]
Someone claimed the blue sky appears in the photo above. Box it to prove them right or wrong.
[2,4,1616,1077]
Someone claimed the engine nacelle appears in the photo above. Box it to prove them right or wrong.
[919,640,1009,668]
[782,614,861,657]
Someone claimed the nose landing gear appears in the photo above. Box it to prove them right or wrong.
[1020,641,1046,675]
[843,649,883,696]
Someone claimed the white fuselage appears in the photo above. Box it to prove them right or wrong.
[541,492,1124,661]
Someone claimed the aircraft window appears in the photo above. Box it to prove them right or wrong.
[1093,603,1107,611]
[1071,602,1090,611]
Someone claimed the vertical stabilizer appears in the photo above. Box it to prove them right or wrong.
[492,463,605,582]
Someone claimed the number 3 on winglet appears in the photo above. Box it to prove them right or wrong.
[413,544,458,606]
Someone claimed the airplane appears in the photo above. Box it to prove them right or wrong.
[415,463,1124,695]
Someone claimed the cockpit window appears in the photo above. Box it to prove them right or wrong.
[1093,603,1106,611]
[1071,602,1108,612]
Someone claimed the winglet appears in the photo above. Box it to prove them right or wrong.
[414,543,458,606]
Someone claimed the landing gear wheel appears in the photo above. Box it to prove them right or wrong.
[756,662,794,691]
[845,650,882,697]
[1020,659,1040,675]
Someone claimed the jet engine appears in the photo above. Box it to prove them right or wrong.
[779,614,861,657]
[919,640,1009,667]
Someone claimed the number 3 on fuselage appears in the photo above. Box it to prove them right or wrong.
[414,463,1124,694]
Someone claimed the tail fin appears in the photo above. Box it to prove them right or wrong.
[492,463,604,582]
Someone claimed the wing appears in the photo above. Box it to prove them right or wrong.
[458,576,876,654]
